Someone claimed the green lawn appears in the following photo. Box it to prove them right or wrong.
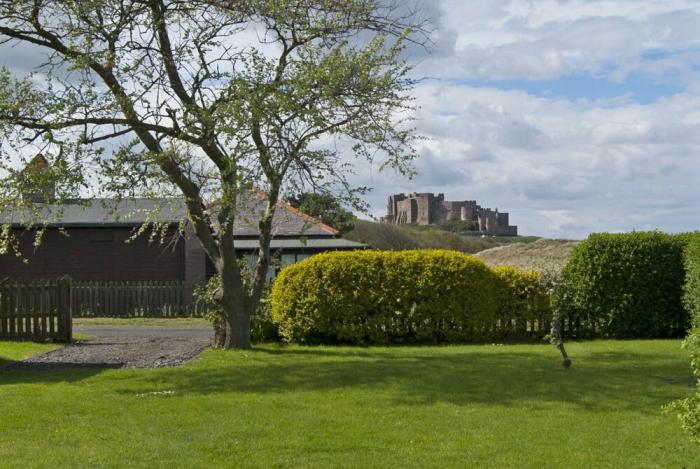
[0,340,698,468]
[0,341,61,366]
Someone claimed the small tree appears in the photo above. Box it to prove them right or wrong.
[0,1,427,348]
[287,192,355,233]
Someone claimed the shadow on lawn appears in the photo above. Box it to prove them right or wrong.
[128,346,695,414]
[0,361,110,383]
[1,345,694,414]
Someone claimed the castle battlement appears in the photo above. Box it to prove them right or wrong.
[381,193,517,236]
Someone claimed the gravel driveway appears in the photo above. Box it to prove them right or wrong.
[6,328,212,370]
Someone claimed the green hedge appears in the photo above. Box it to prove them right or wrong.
[270,250,499,344]
[684,236,700,325]
[667,235,700,442]
[493,266,551,339]
[561,232,688,339]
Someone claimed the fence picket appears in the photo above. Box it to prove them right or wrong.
[49,283,56,336]
[0,278,71,342]
[0,281,6,338]
[66,280,191,317]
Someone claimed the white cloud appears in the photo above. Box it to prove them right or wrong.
[413,0,700,81]
[345,1,700,239]
[360,81,700,238]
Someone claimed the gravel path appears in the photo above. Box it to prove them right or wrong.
[75,326,213,338]
[6,336,211,370]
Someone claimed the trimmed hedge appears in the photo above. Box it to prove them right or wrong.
[667,234,700,442]
[684,235,700,325]
[493,266,551,339]
[674,231,700,251]
[270,250,499,344]
[561,232,688,339]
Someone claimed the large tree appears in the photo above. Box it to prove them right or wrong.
[287,192,355,233]
[0,1,426,348]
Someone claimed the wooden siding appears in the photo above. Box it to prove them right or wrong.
[0,227,185,282]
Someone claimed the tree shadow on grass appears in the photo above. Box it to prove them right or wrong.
[1,344,694,414]
[0,343,122,384]
[0,361,112,384]
[115,346,695,414]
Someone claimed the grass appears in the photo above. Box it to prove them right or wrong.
[0,340,698,468]
[345,219,539,253]
[73,317,210,328]
[0,340,61,366]
[476,238,580,273]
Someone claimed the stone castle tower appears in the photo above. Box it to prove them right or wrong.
[381,192,517,236]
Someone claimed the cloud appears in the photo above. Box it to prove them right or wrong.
[411,0,700,84]
[362,81,700,238]
[0,41,53,75]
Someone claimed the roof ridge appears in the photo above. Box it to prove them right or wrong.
[200,188,342,236]
[278,200,339,236]
[245,187,340,236]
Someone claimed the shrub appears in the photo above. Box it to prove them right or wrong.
[561,232,688,339]
[270,250,499,344]
[674,231,700,250]
[667,235,700,442]
[684,236,700,326]
[344,219,516,253]
[492,266,551,339]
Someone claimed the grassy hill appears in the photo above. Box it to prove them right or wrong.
[344,219,539,254]
[475,238,579,273]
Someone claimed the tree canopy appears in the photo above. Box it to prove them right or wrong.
[0,0,428,348]
[287,192,355,233]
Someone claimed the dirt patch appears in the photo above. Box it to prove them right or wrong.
[5,336,210,370]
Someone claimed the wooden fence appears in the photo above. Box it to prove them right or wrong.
[0,277,72,342]
[72,280,191,317]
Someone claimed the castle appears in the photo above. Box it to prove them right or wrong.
[381,193,518,236]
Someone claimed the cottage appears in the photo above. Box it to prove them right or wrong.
[0,161,365,304]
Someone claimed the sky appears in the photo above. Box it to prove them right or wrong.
[1,1,699,239]
[355,0,700,239]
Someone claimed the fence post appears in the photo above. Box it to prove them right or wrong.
[0,278,6,339]
[58,275,73,342]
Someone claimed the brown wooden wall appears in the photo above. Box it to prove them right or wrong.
[0,227,185,281]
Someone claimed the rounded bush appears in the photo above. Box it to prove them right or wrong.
[492,266,551,339]
[270,250,498,344]
[684,236,700,325]
[666,234,700,441]
[561,232,688,339]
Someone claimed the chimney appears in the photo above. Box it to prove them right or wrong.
[21,154,56,203]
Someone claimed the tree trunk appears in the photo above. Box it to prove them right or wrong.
[219,276,252,349]
[212,318,227,348]
[224,307,252,349]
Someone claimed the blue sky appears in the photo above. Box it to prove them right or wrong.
[447,72,684,104]
[354,0,700,238]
